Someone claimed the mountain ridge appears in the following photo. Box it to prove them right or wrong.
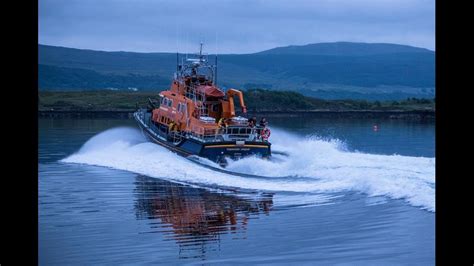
[256,41,433,56]
[38,42,435,100]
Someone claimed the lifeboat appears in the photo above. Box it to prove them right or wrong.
[134,43,271,166]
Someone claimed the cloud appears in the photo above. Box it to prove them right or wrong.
[39,0,435,53]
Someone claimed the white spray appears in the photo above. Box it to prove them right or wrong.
[62,127,435,212]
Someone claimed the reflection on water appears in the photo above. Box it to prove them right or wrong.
[133,175,273,259]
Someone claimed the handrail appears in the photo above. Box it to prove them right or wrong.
[186,125,267,143]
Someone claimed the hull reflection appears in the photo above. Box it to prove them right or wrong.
[133,175,273,258]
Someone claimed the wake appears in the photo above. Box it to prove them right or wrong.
[61,127,435,212]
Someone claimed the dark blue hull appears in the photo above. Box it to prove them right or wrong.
[134,110,271,165]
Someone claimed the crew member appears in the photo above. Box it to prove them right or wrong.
[217,117,228,128]
[260,121,271,141]
[248,116,257,128]
[168,122,178,132]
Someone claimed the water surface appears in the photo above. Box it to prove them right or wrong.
[39,117,435,264]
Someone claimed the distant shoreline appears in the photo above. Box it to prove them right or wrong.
[39,90,435,120]
[38,110,435,120]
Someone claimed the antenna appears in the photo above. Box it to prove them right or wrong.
[215,32,218,85]
[215,54,218,85]
[199,42,203,58]
[176,22,179,54]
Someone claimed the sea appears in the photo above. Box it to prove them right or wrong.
[39,116,435,265]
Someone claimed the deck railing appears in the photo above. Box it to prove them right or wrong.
[188,126,266,143]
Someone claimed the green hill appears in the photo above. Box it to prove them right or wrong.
[39,64,170,90]
[38,42,435,100]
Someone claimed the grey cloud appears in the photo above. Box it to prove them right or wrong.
[39,0,435,53]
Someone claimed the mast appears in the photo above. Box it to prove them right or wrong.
[199,42,203,58]
[215,54,218,85]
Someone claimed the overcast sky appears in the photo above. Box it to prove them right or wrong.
[39,0,435,54]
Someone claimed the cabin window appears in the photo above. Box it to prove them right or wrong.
[177,103,187,113]
[168,99,173,107]
[161,97,168,106]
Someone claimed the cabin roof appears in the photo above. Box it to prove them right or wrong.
[196,85,224,97]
